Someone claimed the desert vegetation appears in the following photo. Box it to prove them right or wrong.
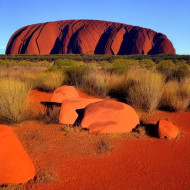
[0,55,189,124]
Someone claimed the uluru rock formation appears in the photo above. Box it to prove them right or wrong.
[6,19,175,55]
[0,125,35,184]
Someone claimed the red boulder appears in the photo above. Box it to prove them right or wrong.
[81,100,139,133]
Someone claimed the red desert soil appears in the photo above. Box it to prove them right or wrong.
[12,90,190,189]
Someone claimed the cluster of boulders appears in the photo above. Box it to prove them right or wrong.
[0,85,179,186]
[50,85,179,138]
[50,86,139,133]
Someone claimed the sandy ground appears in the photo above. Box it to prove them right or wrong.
[10,90,190,190]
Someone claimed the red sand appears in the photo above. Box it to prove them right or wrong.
[12,90,190,189]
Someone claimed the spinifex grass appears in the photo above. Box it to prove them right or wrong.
[0,79,32,123]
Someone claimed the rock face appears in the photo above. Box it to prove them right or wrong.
[81,100,139,133]
[6,19,175,55]
[157,120,179,139]
[0,125,35,184]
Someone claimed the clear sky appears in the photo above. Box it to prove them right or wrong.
[0,0,189,54]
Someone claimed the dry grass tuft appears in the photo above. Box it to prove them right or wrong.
[0,79,32,123]
[96,138,113,155]
[127,69,164,112]
[160,78,190,112]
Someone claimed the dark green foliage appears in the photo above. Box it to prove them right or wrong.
[0,54,190,64]
[64,66,89,87]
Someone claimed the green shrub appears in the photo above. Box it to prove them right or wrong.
[139,59,155,67]
[0,59,16,66]
[156,60,189,81]
[64,66,89,87]
[174,62,189,81]
[111,59,139,74]
[18,60,33,66]
[0,79,32,123]
[51,59,85,71]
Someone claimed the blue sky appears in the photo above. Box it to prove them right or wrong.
[0,0,189,54]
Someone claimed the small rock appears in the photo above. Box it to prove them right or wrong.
[158,120,179,139]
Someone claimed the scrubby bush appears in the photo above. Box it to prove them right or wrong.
[156,60,189,81]
[0,79,32,123]
[0,59,16,66]
[139,59,155,67]
[174,62,189,81]
[160,79,190,112]
[81,71,113,97]
[64,65,89,88]
[18,60,33,66]
[108,69,164,112]
[127,70,164,112]
[35,71,65,92]
[111,59,128,75]
[51,59,85,71]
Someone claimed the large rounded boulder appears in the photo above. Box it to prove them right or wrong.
[81,100,139,133]
[0,125,35,184]
[157,120,179,139]
[50,85,79,103]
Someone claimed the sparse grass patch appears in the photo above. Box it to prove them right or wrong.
[43,106,61,124]
[132,125,147,138]
[0,184,24,190]
[96,138,113,155]
[33,170,58,184]
[0,79,32,123]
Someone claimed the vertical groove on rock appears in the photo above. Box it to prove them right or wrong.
[20,25,41,54]
[94,26,113,54]
[67,26,85,54]
[18,24,38,54]
[35,23,48,54]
